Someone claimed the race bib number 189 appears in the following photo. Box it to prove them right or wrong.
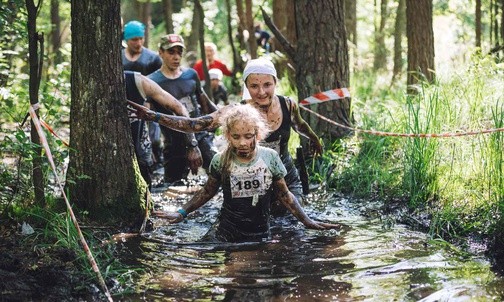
[230,171,265,199]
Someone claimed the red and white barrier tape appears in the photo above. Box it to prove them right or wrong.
[300,104,504,138]
[29,106,113,301]
[299,88,351,105]
[39,119,69,147]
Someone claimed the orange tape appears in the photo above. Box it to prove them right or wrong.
[39,119,69,147]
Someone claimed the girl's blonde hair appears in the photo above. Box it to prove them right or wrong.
[219,104,270,178]
[220,104,270,140]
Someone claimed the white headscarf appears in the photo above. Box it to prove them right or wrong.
[242,58,277,100]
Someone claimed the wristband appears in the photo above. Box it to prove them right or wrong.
[153,112,161,122]
[177,208,188,218]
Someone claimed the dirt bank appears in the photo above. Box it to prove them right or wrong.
[0,223,99,301]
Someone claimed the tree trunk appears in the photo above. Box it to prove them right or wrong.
[226,0,242,75]
[272,0,297,48]
[406,0,435,90]
[273,0,297,83]
[476,0,482,48]
[194,0,210,96]
[344,0,357,69]
[68,0,146,223]
[373,0,388,70]
[139,0,152,48]
[294,0,352,141]
[50,0,62,65]
[500,0,504,45]
[392,0,406,82]
[235,0,249,55]
[163,0,174,34]
[186,2,200,53]
[26,0,46,206]
[494,1,499,45]
[0,1,21,87]
[245,0,257,59]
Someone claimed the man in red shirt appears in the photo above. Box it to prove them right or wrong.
[193,42,233,82]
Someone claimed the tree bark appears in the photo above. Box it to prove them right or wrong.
[265,1,351,140]
[272,0,297,83]
[186,2,201,53]
[139,0,152,48]
[245,0,257,59]
[392,0,406,82]
[26,0,46,206]
[344,0,357,69]
[293,0,352,140]
[373,0,388,70]
[163,0,174,34]
[50,0,62,65]
[68,0,146,223]
[235,0,249,55]
[0,1,21,87]
[476,0,482,48]
[406,0,435,90]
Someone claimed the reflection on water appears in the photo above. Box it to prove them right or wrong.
[117,190,504,301]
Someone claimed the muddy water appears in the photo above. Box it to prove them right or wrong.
[117,187,504,301]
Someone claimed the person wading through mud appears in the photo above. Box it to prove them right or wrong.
[125,71,200,190]
[148,34,216,186]
[148,104,340,242]
[128,58,323,217]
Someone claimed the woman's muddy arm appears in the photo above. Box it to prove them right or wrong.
[289,100,324,155]
[274,178,340,230]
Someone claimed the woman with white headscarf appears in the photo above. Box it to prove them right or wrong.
[128,58,323,216]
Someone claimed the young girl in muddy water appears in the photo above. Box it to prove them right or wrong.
[128,57,323,219]
[152,104,339,242]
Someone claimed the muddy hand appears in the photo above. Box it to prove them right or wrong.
[310,139,324,157]
[152,210,184,223]
[187,147,203,175]
[305,219,341,230]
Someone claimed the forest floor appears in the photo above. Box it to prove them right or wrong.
[0,222,101,301]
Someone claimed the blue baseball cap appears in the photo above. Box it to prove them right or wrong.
[123,21,145,41]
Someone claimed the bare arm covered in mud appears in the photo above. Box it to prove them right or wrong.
[152,175,221,223]
[274,178,340,230]
[288,99,324,156]
[127,100,236,133]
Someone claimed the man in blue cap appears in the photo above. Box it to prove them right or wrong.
[122,20,162,76]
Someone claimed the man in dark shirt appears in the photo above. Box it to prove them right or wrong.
[148,34,216,184]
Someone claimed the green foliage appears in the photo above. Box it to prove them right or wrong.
[21,205,138,292]
[403,87,441,207]
[332,53,503,241]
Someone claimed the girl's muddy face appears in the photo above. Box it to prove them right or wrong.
[228,120,257,160]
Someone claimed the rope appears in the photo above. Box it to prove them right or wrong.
[29,106,113,302]
[300,104,504,138]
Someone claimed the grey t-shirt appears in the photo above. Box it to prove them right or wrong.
[207,146,287,242]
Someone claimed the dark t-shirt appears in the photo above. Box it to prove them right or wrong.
[212,84,228,105]
[122,47,162,76]
[148,68,202,117]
